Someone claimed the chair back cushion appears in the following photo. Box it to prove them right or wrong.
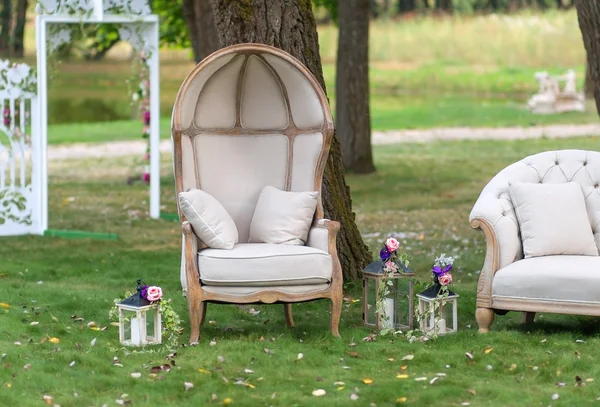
[172,44,334,242]
[470,150,600,268]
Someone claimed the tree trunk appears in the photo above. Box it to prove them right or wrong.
[210,0,372,281]
[0,0,12,57]
[336,0,375,175]
[182,0,219,63]
[584,57,595,99]
[11,0,27,58]
[398,0,416,13]
[435,0,452,12]
[575,0,600,114]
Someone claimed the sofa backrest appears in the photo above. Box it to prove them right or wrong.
[171,44,334,242]
[470,149,600,268]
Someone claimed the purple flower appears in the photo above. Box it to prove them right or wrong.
[380,247,391,260]
[142,172,150,183]
[141,285,148,299]
[432,264,452,276]
[143,110,150,125]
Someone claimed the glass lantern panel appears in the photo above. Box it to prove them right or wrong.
[120,308,148,346]
[393,279,413,330]
[438,298,456,333]
[365,278,377,326]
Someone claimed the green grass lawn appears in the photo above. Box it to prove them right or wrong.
[2,136,600,406]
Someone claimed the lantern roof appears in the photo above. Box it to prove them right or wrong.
[417,286,458,300]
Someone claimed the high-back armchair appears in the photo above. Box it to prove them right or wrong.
[171,44,342,344]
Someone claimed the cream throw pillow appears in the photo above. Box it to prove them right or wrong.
[509,182,598,258]
[178,189,238,250]
[249,186,318,245]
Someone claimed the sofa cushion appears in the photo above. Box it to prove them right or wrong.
[199,243,331,286]
[249,186,318,245]
[492,256,600,303]
[179,188,239,250]
[203,284,330,296]
[509,182,598,258]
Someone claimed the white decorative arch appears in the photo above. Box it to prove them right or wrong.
[35,0,161,234]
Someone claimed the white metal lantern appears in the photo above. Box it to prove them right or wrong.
[117,280,162,346]
[417,290,459,336]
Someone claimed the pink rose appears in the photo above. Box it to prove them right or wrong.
[385,237,400,253]
[146,286,162,302]
[438,274,453,286]
[384,260,399,273]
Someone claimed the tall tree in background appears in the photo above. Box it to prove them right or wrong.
[208,0,371,281]
[575,1,600,113]
[182,0,218,63]
[336,0,375,174]
[0,0,12,56]
[11,0,25,57]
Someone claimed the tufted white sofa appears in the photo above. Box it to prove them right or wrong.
[469,150,600,332]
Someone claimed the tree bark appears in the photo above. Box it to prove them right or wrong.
[209,0,371,281]
[336,0,375,174]
[0,0,12,57]
[575,0,600,113]
[182,0,219,63]
[584,57,595,99]
[11,0,27,57]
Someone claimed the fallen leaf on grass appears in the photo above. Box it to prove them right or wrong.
[396,397,407,403]
[23,363,31,370]
[223,397,233,404]
[508,364,517,371]
[333,381,345,386]
[348,351,359,358]
[263,348,274,355]
[362,378,373,384]
[87,321,97,328]
[297,353,303,360]
[465,352,474,360]
[576,339,585,344]
[30,321,39,326]
[396,374,409,379]
[244,368,254,374]
[430,377,439,384]
[14,341,21,345]
[552,393,559,400]
[198,368,211,374]
[401,354,414,361]
[466,389,476,396]
[362,334,376,342]
[131,372,141,378]
[49,337,60,344]
[414,377,427,381]
[90,338,97,347]
[484,347,493,354]
[586,378,594,382]
[42,395,53,405]
[210,340,217,346]
[400,365,408,370]
[350,393,359,401]
[576,376,584,387]
[540,338,547,343]
[312,389,326,396]
[0,303,9,309]
[184,382,194,391]
[69,361,76,367]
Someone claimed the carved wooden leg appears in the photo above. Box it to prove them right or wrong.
[188,299,201,345]
[199,301,207,326]
[330,297,342,337]
[476,307,494,333]
[521,311,535,325]
[284,303,294,328]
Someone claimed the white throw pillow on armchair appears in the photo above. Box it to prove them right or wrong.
[249,185,318,245]
[178,188,239,250]
[509,181,598,258]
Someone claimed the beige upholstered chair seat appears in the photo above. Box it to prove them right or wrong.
[492,256,600,303]
[470,150,600,332]
[199,244,332,287]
